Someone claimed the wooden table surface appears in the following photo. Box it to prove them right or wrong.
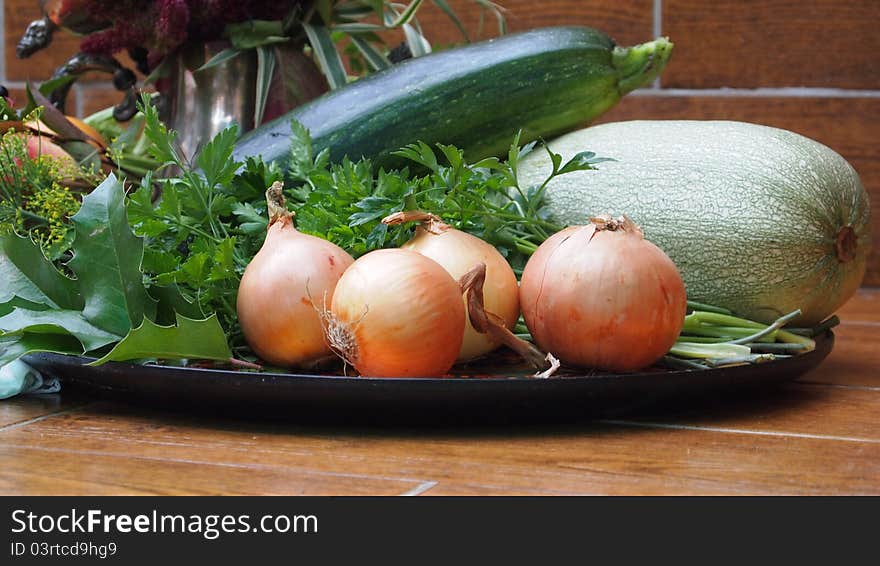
[1,290,877,496]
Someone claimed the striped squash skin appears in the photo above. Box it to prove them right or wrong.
[232,27,672,171]
[517,120,872,325]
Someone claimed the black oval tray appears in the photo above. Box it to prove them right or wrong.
[24,332,833,424]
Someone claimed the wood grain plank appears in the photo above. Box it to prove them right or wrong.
[595,94,880,286]
[662,0,880,88]
[1,401,876,495]
[798,323,880,388]
[421,483,580,496]
[0,445,421,495]
[836,288,880,323]
[614,384,880,440]
[0,394,88,428]
[2,88,27,109]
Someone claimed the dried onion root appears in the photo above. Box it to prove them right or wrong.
[458,262,560,378]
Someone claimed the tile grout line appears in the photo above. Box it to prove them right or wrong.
[632,87,880,98]
[0,403,93,433]
[400,481,439,496]
[78,83,118,91]
[74,83,84,117]
[652,0,662,89]
[599,419,880,444]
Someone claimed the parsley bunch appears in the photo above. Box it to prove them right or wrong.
[285,122,609,273]
[125,100,279,350]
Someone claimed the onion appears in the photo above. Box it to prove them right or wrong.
[237,182,354,367]
[520,215,687,372]
[14,132,76,169]
[382,211,520,361]
[325,248,465,377]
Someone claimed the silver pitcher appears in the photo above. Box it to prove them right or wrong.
[159,43,257,160]
[159,41,328,160]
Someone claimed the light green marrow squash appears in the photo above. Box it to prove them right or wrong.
[517,120,872,324]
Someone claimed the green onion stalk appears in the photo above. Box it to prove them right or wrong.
[662,303,838,370]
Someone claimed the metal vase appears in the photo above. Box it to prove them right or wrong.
[159,42,258,160]
[158,41,328,161]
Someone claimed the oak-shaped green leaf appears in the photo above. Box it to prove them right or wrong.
[0,308,120,352]
[68,174,157,336]
[0,297,46,318]
[0,232,82,310]
[148,285,204,326]
[0,333,84,367]
[91,313,231,365]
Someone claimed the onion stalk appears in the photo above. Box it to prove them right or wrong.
[670,307,820,369]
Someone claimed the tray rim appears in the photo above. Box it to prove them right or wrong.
[23,330,834,387]
[21,332,834,422]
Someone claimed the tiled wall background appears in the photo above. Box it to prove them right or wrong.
[3,0,879,284]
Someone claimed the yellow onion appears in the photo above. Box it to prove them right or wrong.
[520,215,687,372]
[237,182,354,367]
[326,248,465,377]
[383,211,519,361]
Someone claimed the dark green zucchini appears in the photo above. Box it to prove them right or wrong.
[232,26,672,170]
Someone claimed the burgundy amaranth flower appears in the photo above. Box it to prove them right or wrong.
[77,0,301,70]
[155,0,190,53]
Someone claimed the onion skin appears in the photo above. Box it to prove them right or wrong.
[398,221,519,361]
[237,185,354,367]
[329,249,465,377]
[520,218,687,372]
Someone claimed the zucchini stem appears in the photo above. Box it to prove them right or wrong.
[613,37,674,94]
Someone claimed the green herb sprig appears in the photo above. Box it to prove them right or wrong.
[285,121,610,273]
[125,99,282,349]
